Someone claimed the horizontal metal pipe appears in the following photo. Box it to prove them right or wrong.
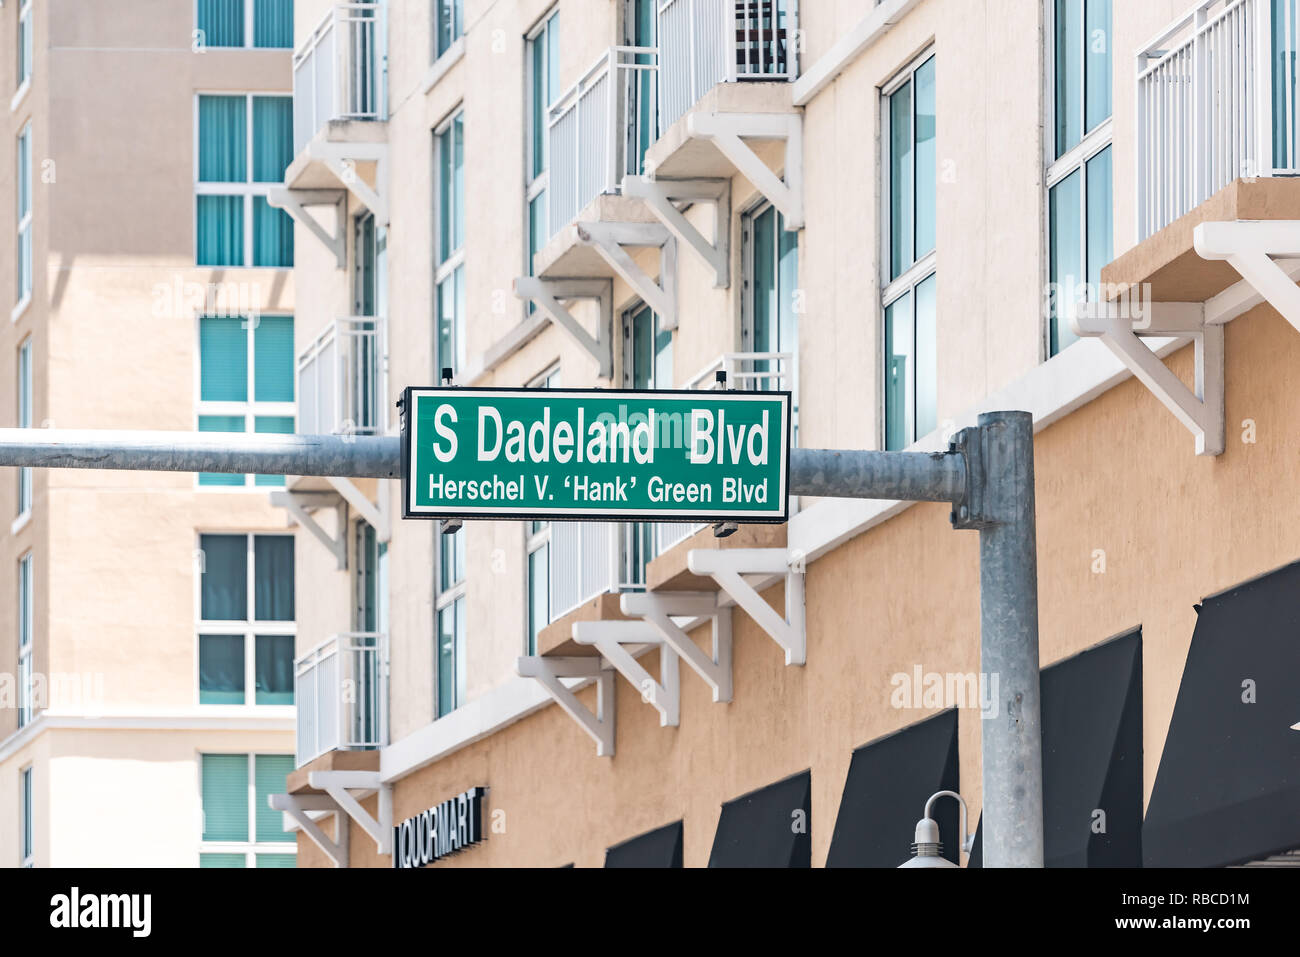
[0,431,967,504]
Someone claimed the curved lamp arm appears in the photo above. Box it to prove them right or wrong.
[924,789,974,855]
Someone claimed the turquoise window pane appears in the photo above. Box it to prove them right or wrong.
[199,634,245,704]
[527,542,548,656]
[546,18,560,120]
[438,116,464,261]
[253,535,295,621]
[198,416,247,486]
[914,273,938,440]
[435,0,462,58]
[201,754,249,842]
[253,316,294,401]
[439,525,466,591]
[197,196,245,267]
[528,193,546,267]
[17,130,29,218]
[201,534,248,620]
[884,291,913,451]
[198,96,247,182]
[198,0,244,48]
[654,312,673,389]
[1084,0,1111,134]
[631,305,653,389]
[253,197,294,267]
[255,755,295,841]
[1055,0,1083,157]
[1086,145,1113,290]
[1273,0,1299,167]
[200,317,248,402]
[753,206,776,354]
[437,602,456,717]
[254,636,294,705]
[914,56,936,261]
[889,80,913,279]
[254,416,294,488]
[531,31,547,179]
[256,853,297,867]
[1049,168,1082,355]
[252,97,293,182]
[452,115,464,252]
[254,0,294,48]
[200,853,246,867]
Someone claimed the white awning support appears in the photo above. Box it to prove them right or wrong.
[686,112,803,229]
[571,620,681,727]
[619,591,733,703]
[687,548,806,666]
[1194,221,1300,336]
[269,793,349,868]
[515,656,616,756]
[513,277,614,379]
[326,476,390,543]
[307,141,390,226]
[269,489,348,569]
[574,221,678,330]
[622,177,731,288]
[267,188,346,268]
[307,770,392,855]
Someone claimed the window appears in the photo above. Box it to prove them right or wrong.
[350,213,382,433]
[435,525,466,717]
[352,522,387,745]
[17,552,32,728]
[16,0,31,90]
[525,367,558,655]
[20,766,33,868]
[628,0,657,175]
[1046,0,1112,356]
[197,0,294,49]
[526,9,559,266]
[743,203,799,442]
[434,0,463,60]
[199,753,296,867]
[882,52,936,451]
[196,94,294,267]
[197,534,295,706]
[197,314,295,487]
[16,123,31,310]
[435,111,465,376]
[17,338,31,517]
[623,305,672,584]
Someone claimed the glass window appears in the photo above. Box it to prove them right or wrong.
[254,0,294,48]
[197,94,294,267]
[883,272,937,451]
[20,766,33,867]
[526,10,559,258]
[200,753,295,867]
[198,534,295,706]
[17,124,31,307]
[436,112,466,376]
[17,553,32,728]
[17,338,31,516]
[198,0,292,49]
[886,55,935,281]
[435,522,467,718]
[434,0,464,60]
[525,369,558,655]
[16,0,31,90]
[746,203,799,442]
[1048,146,1112,355]
[197,314,295,487]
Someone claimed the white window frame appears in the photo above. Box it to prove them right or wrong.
[16,336,31,522]
[193,92,293,268]
[17,551,32,728]
[433,0,465,63]
[525,9,560,227]
[14,122,31,320]
[1043,0,1113,358]
[194,313,296,490]
[524,364,559,654]
[434,108,466,376]
[197,752,297,867]
[194,0,292,50]
[434,524,467,717]
[880,50,938,451]
[13,0,32,110]
[194,533,296,707]
[19,764,32,868]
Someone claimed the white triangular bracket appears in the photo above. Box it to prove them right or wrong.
[308,141,390,226]
[515,656,616,756]
[269,489,348,569]
[686,112,803,229]
[1073,296,1225,456]
[620,591,733,703]
[267,188,346,268]
[513,277,614,379]
[326,476,391,543]
[1194,221,1300,336]
[269,793,350,867]
[306,771,393,855]
[571,620,680,726]
[687,548,806,666]
[622,177,731,288]
[575,221,678,330]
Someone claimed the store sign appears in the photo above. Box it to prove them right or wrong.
[400,387,791,522]
[392,786,486,869]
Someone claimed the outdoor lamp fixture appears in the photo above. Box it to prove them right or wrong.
[898,790,974,868]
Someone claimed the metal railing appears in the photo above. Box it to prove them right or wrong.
[295,631,388,767]
[657,0,798,134]
[1137,0,1300,238]
[298,317,386,437]
[292,2,382,157]
[547,46,658,237]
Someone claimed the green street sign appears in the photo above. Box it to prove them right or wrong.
[400,387,790,522]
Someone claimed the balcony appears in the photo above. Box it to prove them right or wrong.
[295,632,388,767]
[1137,0,1300,238]
[292,2,382,157]
[297,317,387,437]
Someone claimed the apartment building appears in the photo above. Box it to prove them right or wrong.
[0,0,301,867]
[277,0,1299,868]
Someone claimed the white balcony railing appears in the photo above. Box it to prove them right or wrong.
[657,0,798,134]
[295,632,388,767]
[298,317,386,437]
[292,2,382,157]
[1137,0,1300,238]
[547,46,658,237]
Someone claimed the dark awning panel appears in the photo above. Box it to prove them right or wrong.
[970,629,1142,867]
[1143,560,1300,867]
[708,771,810,867]
[826,710,960,867]
[605,820,683,868]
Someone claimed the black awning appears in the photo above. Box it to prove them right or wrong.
[1143,560,1300,867]
[708,771,810,867]
[970,629,1142,867]
[826,710,960,867]
[605,820,683,868]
